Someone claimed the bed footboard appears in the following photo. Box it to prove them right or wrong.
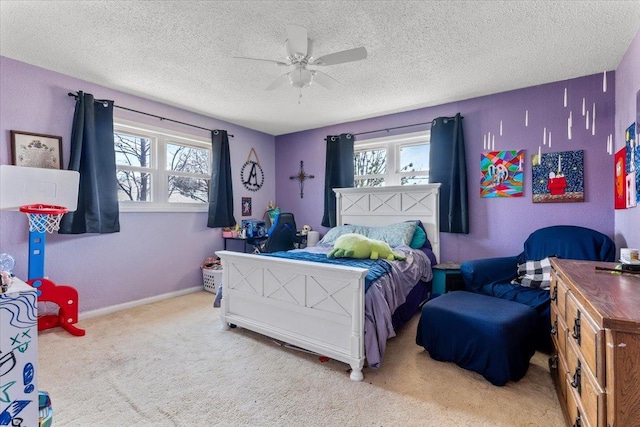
[216,250,369,381]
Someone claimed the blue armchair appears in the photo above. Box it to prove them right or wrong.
[460,225,615,351]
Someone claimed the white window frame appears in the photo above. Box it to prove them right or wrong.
[354,130,430,187]
[114,119,212,213]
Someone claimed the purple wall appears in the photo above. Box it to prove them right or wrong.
[276,73,616,263]
[0,57,276,312]
[614,28,640,251]
[1,48,629,313]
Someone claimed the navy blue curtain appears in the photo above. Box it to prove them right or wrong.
[59,91,120,234]
[207,130,236,228]
[321,133,354,228]
[429,113,469,233]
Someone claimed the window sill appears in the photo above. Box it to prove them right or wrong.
[118,204,208,213]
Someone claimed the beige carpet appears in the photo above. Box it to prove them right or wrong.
[38,291,564,426]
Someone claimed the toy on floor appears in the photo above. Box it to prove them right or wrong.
[0,252,15,293]
[27,277,84,336]
[327,233,406,261]
[21,204,85,336]
[0,166,84,336]
[39,390,53,427]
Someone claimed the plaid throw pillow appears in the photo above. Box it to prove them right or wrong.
[511,257,552,290]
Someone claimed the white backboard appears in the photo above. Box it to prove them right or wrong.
[0,165,79,211]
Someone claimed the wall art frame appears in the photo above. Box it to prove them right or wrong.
[532,149,584,203]
[480,150,524,197]
[242,197,252,216]
[10,130,63,169]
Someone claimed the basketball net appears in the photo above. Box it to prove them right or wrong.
[19,205,68,234]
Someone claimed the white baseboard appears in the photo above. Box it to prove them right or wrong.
[79,286,204,320]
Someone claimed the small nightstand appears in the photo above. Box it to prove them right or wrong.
[432,262,465,296]
[223,236,259,253]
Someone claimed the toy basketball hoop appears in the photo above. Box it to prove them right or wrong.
[19,204,68,234]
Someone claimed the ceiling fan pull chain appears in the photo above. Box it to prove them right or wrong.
[298,89,303,104]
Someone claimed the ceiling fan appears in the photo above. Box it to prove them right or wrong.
[234,25,367,96]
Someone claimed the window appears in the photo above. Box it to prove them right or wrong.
[114,120,211,212]
[354,131,430,187]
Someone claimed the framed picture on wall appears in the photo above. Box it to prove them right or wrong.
[531,149,584,203]
[10,130,63,169]
[480,150,524,197]
[614,148,627,209]
[242,197,252,216]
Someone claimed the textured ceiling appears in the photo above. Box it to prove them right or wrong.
[1,1,639,136]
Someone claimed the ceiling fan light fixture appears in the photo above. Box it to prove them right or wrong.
[289,65,313,88]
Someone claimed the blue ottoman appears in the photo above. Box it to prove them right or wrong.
[416,291,538,386]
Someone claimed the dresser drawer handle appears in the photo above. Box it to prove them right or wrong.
[570,360,582,395]
[550,286,557,301]
[572,312,581,345]
[572,412,582,427]
[548,355,558,370]
[550,320,558,337]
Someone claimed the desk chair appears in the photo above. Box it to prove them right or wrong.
[249,212,301,253]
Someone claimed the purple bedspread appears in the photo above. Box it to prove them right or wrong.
[291,245,433,369]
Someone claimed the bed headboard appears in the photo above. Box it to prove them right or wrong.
[333,184,441,262]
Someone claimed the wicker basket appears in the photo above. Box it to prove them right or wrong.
[202,268,222,293]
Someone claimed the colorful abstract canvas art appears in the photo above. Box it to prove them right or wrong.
[480,150,524,197]
[532,149,584,203]
[625,122,639,206]
[614,147,627,209]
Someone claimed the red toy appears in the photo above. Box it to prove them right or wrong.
[26,278,85,336]
[21,204,85,337]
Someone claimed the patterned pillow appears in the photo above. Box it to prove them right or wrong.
[317,225,356,246]
[511,257,552,290]
[366,222,417,248]
[318,222,418,248]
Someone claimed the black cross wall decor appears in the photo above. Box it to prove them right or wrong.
[290,160,314,199]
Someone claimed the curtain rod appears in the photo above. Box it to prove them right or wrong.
[352,115,463,137]
[67,92,234,137]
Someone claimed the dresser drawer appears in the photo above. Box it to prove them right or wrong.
[550,268,569,318]
[567,376,592,427]
[566,293,603,384]
[566,338,605,427]
[551,303,568,359]
[557,350,569,401]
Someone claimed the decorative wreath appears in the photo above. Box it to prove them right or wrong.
[241,160,264,192]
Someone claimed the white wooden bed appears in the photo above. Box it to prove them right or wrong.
[216,184,440,381]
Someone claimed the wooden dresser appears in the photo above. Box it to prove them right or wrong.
[549,258,640,427]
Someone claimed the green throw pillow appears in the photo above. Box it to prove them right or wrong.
[409,225,427,249]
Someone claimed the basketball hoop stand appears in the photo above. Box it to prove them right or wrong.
[21,204,85,336]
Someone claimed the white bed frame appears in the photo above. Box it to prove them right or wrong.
[216,184,440,381]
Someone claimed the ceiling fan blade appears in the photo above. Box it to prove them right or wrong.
[311,71,339,90]
[265,72,291,91]
[233,56,289,66]
[286,24,308,57]
[313,47,367,66]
